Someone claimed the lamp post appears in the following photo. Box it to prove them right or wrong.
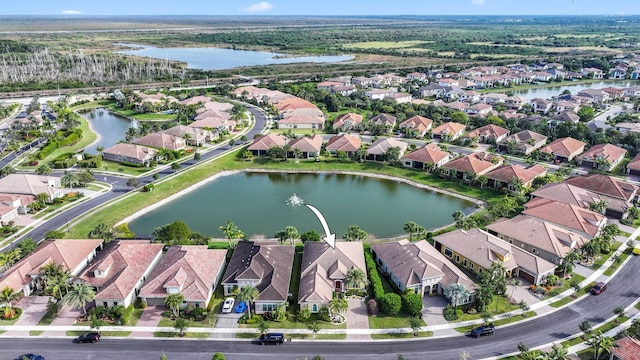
[65,216,70,232]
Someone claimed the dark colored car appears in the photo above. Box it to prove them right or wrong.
[15,355,44,360]
[591,282,607,295]
[259,333,285,345]
[73,332,101,343]
[470,323,495,338]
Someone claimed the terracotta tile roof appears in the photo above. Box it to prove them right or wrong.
[194,109,229,121]
[298,242,366,303]
[0,239,103,292]
[367,138,408,155]
[203,101,233,113]
[401,143,449,165]
[431,122,466,137]
[487,216,588,259]
[399,116,433,133]
[369,113,397,127]
[371,240,477,292]
[466,124,509,140]
[579,143,626,164]
[139,246,227,303]
[79,240,163,302]
[627,152,640,171]
[281,107,324,118]
[442,152,503,175]
[564,174,638,202]
[189,117,235,131]
[486,164,546,185]
[0,174,60,198]
[289,135,323,153]
[163,125,207,141]
[274,98,318,112]
[278,114,325,125]
[103,143,157,162]
[333,113,363,129]
[248,134,287,151]
[523,199,605,237]
[612,337,640,360]
[531,183,604,209]
[498,130,547,147]
[133,132,184,151]
[326,134,361,153]
[540,137,586,158]
[180,96,211,106]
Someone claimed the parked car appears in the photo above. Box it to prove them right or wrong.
[73,332,100,343]
[259,333,285,345]
[590,282,607,295]
[234,301,247,314]
[470,323,495,338]
[15,355,45,360]
[222,297,235,313]
[633,244,640,255]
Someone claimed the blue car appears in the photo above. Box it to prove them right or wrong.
[15,355,45,360]
[234,301,247,313]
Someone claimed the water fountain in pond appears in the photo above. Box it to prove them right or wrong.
[286,193,304,206]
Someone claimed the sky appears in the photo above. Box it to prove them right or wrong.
[1,0,639,16]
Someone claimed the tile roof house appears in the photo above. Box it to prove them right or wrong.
[627,152,640,176]
[487,216,588,264]
[610,336,640,360]
[441,152,503,181]
[465,124,510,144]
[277,109,325,130]
[298,242,366,313]
[368,113,397,133]
[523,198,606,239]
[248,134,288,156]
[366,138,408,162]
[332,113,363,132]
[431,122,466,141]
[78,240,164,308]
[0,174,63,203]
[0,239,103,296]
[539,137,586,162]
[139,246,227,308]
[325,134,361,158]
[371,240,477,303]
[486,164,547,189]
[496,130,548,155]
[163,125,209,146]
[433,228,556,285]
[578,143,627,170]
[398,116,433,138]
[221,241,294,314]
[133,132,186,151]
[564,174,639,204]
[102,143,157,167]
[401,143,450,171]
[189,116,235,134]
[288,135,323,159]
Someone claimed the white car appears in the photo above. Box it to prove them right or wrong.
[222,297,235,313]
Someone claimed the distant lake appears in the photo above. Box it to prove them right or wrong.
[512,80,636,100]
[80,108,136,154]
[116,43,353,70]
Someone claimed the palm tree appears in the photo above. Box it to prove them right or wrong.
[356,145,368,162]
[237,285,259,319]
[329,298,348,317]
[345,267,368,291]
[174,317,188,336]
[40,262,65,291]
[63,283,95,316]
[0,287,18,318]
[164,293,185,318]
[95,146,104,156]
[219,220,244,248]
[60,172,80,189]
[444,283,469,313]
[546,343,570,360]
[285,226,299,244]
[587,330,615,360]
[403,221,424,242]
[343,225,367,242]
[47,270,71,301]
[508,278,522,299]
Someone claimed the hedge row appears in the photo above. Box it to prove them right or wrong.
[78,154,102,168]
[365,251,385,301]
[36,129,82,159]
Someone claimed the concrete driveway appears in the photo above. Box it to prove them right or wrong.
[421,295,449,326]
[346,298,369,340]
[135,306,164,337]
[14,295,52,326]
[213,311,243,338]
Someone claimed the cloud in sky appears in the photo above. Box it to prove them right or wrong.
[244,2,273,13]
[471,0,486,5]
[61,10,83,15]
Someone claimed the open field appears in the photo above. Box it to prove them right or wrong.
[343,41,431,49]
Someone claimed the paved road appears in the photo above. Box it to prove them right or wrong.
[0,256,636,360]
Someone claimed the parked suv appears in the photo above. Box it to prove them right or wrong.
[470,323,495,338]
[590,282,607,295]
[73,332,100,343]
[259,333,285,345]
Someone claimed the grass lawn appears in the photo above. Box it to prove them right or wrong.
[36,115,97,164]
[157,317,213,328]
[66,330,132,337]
[29,330,43,336]
[454,296,519,322]
[153,331,209,338]
[603,247,632,276]
[454,311,536,333]
[550,284,591,308]
[241,314,346,330]
[369,312,425,329]
[592,243,622,270]
[129,309,144,326]
[370,331,433,340]
[99,160,154,176]
[545,274,586,298]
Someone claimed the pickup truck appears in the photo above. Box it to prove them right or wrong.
[470,323,495,338]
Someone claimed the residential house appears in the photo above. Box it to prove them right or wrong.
[581,67,604,79]
[578,143,627,170]
[189,116,235,134]
[529,98,553,114]
[441,152,503,181]
[0,194,34,222]
[78,240,164,308]
[552,111,580,124]
[401,143,450,171]
[578,89,609,103]
[139,246,227,308]
[221,241,294,314]
[438,78,459,87]
[458,90,481,104]
[277,109,325,130]
[385,93,413,104]
[325,134,361,158]
[163,125,208,146]
[133,132,185,152]
[247,133,288,156]
[497,130,548,155]
[504,96,526,110]
[366,138,408,162]
[419,84,446,98]
[523,198,606,238]
[371,240,477,303]
[365,88,396,100]
[102,143,157,167]
[609,68,627,80]
[539,137,586,162]
[0,174,63,203]
[431,122,466,141]
[298,242,366,313]
[398,116,433,138]
[486,164,546,190]
[564,174,639,215]
[433,229,556,285]
[531,182,632,219]
[627,152,640,176]
[368,113,397,133]
[610,336,640,360]
[486,216,588,265]
[465,124,510,144]
[482,93,508,105]
[464,104,493,117]
[332,113,363,132]
[288,135,323,159]
[615,122,640,134]
[0,239,103,296]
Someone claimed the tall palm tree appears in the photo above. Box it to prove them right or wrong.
[237,285,259,319]
[508,278,523,299]
[403,221,424,242]
[0,287,18,318]
[329,298,348,317]
[63,283,95,316]
[444,283,469,313]
[40,262,65,290]
[60,172,80,189]
[47,270,71,301]
[219,220,244,248]
[164,293,185,318]
[285,226,299,244]
[344,267,368,291]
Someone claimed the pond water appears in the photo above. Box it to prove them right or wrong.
[116,43,354,70]
[512,80,636,100]
[127,172,476,239]
[80,108,136,154]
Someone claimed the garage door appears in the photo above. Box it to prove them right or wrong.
[517,269,536,284]
[144,297,165,306]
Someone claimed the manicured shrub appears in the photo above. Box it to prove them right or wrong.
[319,306,331,322]
[443,305,462,321]
[380,293,402,316]
[402,293,423,316]
[367,299,378,317]
[298,307,311,322]
[364,251,384,301]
